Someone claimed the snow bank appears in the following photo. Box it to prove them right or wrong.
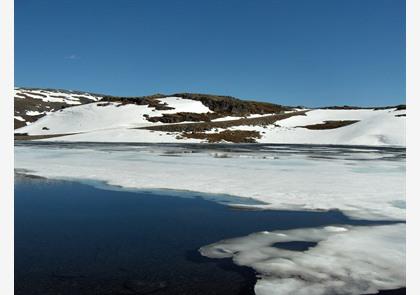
[200,224,405,295]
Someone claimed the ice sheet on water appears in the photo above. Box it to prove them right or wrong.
[200,224,405,295]
[15,143,405,221]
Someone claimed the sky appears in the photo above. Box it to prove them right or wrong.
[15,0,405,107]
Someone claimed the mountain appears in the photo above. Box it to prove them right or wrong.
[14,87,406,146]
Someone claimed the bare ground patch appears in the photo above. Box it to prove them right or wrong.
[139,111,307,133]
[181,130,261,143]
[14,133,79,141]
[297,120,359,130]
[146,112,222,123]
[100,92,293,116]
[14,119,27,129]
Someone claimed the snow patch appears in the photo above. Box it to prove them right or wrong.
[157,97,212,113]
[26,111,45,116]
[14,116,25,121]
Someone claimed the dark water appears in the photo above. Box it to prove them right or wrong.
[15,176,404,295]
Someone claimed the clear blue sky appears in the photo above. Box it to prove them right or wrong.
[15,0,405,107]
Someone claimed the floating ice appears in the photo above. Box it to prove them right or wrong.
[14,143,405,221]
[200,224,405,295]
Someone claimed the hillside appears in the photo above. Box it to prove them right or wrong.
[14,88,102,128]
[14,87,406,146]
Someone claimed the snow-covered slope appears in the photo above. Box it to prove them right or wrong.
[14,87,406,146]
[19,108,404,146]
[14,88,103,128]
[231,108,406,146]
[16,97,212,135]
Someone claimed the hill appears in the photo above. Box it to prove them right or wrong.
[14,87,406,146]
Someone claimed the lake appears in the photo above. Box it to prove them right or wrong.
[15,174,404,295]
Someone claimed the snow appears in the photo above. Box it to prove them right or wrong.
[231,109,405,146]
[14,88,101,104]
[15,107,405,147]
[200,224,405,295]
[14,116,25,121]
[25,110,45,116]
[275,109,384,127]
[246,113,277,119]
[14,88,405,147]
[15,98,212,136]
[211,116,243,122]
[16,103,156,135]
[157,97,212,113]
[47,128,202,143]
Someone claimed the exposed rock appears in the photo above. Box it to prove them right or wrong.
[182,130,261,143]
[141,111,307,133]
[297,120,359,130]
[147,112,221,123]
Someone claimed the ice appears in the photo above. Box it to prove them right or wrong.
[14,143,405,221]
[200,224,405,295]
[14,143,405,294]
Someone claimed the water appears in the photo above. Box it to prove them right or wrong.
[15,175,403,295]
[14,141,406,162]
